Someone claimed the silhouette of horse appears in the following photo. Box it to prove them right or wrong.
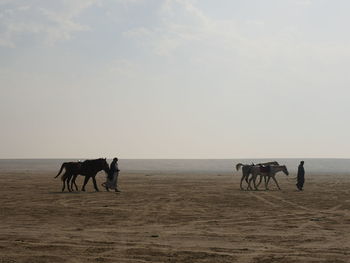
[55,158,109,192]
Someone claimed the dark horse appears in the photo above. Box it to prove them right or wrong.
[55,158,109,192]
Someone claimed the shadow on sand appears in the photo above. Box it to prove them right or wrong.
[47,191,100,195]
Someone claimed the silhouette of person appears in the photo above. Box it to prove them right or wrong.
[296,161,305,191]
[102,158,120,192]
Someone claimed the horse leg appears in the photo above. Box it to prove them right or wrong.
[81,176,90,191]
[69,175,74,191]
[70,176,74,191]
[69,174,75,192]
[73,176,79,191]
[248,174,255,190]
[244,174,249,184]
[67,174,73,192]
[61,172,68,192]
[246,174,253,189]
[265,176,270,190]
[247,176,252,190]
[252,174,259,190]
[71,175,78,191]
[271,176,281,190]
[246,174,253,190]
[240,174,245,190]
[256,175,263,188]
[253,175,261,190]
[92,176,99,192]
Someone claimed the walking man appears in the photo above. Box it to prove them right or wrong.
[102,157,120,192]
[296,161,305,191]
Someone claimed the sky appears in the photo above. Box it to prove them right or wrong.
[1,0,350,159]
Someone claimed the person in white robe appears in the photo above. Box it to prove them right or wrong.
[102,158,120,192]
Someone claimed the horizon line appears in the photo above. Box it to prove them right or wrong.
[1,157,350,160]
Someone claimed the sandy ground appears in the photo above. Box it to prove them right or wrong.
[0,171,349,263]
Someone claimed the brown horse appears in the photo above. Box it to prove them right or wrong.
[55,158,109,192]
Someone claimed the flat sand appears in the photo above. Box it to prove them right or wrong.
[0,171,349,263]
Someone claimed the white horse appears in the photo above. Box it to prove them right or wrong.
[248,165,289,190]
[236,161,279,190]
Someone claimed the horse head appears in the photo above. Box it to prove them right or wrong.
[282,165,289,176]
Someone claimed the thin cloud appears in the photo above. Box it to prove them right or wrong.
[0,0,98,47]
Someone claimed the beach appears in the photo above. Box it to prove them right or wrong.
[0,171,349,262]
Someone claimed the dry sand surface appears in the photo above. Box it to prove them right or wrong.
[0,171,350,263]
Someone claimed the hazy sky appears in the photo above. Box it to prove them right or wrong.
[1,0,350,159]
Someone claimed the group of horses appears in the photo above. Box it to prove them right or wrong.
[54,158,289,192]
[236,161,289,190]
[55,158,109,192]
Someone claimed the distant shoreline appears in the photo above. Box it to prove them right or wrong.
[1,159,350,176]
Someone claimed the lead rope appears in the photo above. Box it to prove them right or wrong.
[286,176,297,181]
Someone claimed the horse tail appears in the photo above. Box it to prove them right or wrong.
[236,163,243,171]
[55,163,66,178]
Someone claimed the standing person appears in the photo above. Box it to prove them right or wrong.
[102,158,120,192]
[296,161,305,191]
